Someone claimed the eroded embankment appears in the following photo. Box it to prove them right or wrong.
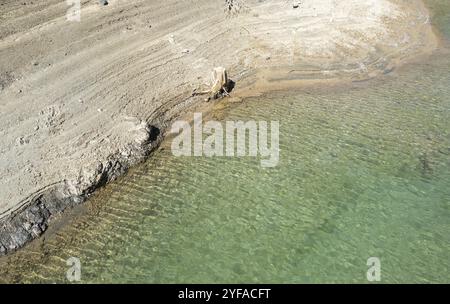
[0,0,438,255]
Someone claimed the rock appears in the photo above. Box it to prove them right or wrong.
[99,0,108,5]
[292,1,302,9]
[23,222,32,231]
[16,136,29,146]
[31,225,43,237]
[10,227,32,248]
[0,245,6,255]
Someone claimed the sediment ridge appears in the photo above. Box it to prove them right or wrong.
[0,0,438,255]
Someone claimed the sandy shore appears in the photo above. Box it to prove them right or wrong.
[0,0,438,255]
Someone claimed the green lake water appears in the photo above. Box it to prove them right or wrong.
[1,0,449,284]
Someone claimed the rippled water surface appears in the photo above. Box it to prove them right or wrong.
[1,1,450,284]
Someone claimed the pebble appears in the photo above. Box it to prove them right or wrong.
[16,137,29,145]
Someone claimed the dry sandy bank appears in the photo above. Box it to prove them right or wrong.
[0,0,438,254]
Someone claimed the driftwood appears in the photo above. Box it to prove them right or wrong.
[193,67,230,101]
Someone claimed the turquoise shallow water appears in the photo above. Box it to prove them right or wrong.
[1,1,450,284]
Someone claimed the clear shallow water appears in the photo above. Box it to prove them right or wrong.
[1,2,450,284]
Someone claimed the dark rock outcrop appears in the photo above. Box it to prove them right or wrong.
[0,121,161,256]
